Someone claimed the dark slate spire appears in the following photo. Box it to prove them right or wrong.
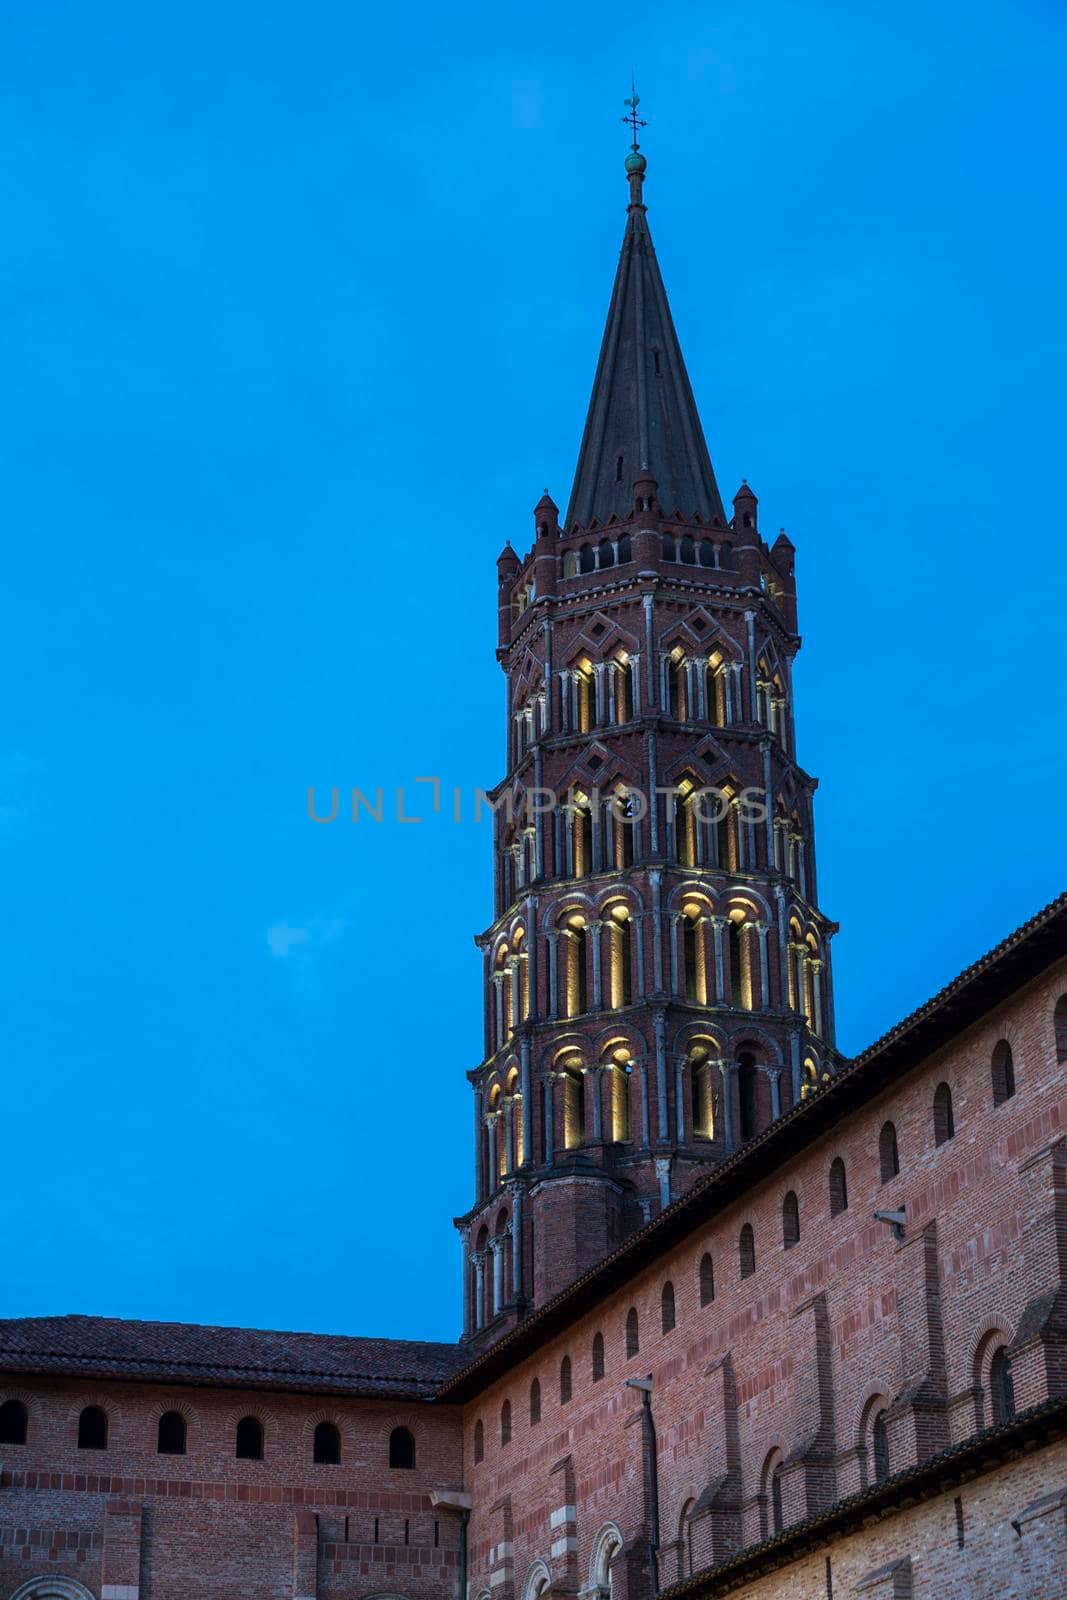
[565,141,726,531]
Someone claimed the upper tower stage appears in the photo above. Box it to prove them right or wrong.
[461,143,837,1347]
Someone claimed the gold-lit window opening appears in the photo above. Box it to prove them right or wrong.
[562,913,588,1018]
[682,900,709,1005]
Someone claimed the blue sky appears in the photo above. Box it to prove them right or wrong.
[2,0,1064,1343]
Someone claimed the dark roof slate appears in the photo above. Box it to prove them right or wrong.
[0,1315,463,1401]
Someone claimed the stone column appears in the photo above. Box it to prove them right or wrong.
[718,1060,735,1152]
[633,912,647,998]
[790,1029,802,1104]
[650,869,665,992]
[643,592,655,705]
[546,929,559,1019]
[711,916,726,1004]
[489,1236,505,1316]
[631,651,642,715]
[493,972,505,1050]
[509,1186,524,1302]
[769,1069,782,1121]
[669,911,683,996]
[486,1112,500,1187]
[525,895,538,1019]
[474,1250,486,1330]
[503,1096,515,1174]
[542,617,554,730]
[674,1055,686,1143]
[745,610,757,719]
[519,1035,532,1164]
[544,1073,555,1161]
[756,923,771,1010]
[508,955,521,1029]
[648,729,661,854]
[811,959,825,1038]
[729,661,742,725]
[589,1067,603,1143]
[654,1008,669,1141]
[460,1224,472,1336]
[639,1057,651,1145]
[595,660,608,725]
[590,919,604,1009]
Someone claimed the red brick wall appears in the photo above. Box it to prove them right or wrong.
[463,960,1067,1599]
[0,1381,463,1600]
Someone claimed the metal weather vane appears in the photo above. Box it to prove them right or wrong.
[622,77,647,150]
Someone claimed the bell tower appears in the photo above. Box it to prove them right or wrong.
[457,133,838,1344]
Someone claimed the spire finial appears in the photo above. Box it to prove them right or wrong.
[622,77,648,205]
[622,75,646,150]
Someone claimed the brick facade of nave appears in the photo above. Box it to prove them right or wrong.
[2,935,1067,1600]
[4,150,1067,1600]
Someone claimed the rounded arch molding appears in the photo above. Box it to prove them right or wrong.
[9,1581,98,1600]
[520,1558,553,1600]
[588,1520,624,1589]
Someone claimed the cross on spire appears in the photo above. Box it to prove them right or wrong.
[622,77,646,149]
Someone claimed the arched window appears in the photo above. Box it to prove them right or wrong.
[618,534,632,563]
[716,786,738,871]
[782,1190,799,1249]
[562,1059,585,1148]
[313,1421,340,1465]
[77,1405,107,1451]
[990,1347,1015,1425]
[699,539,715,567]
[719,542,733,569]
[235,1415,263,1460]
[661,1281,676,1334]
[569,795,592,878]
[991,1040,1015,1106]
[563,916,589,1017]
[739,1223,755,1279]
[770,1462,785,1534]
[661,534,676,561]
[682,904,706,1002]
[829,1157,848,1216]
[738,1051,758,1142]
[473,1419,484,1463]
[879,1121,900,1182]
[871,1410,890,1483]
[598,539,615,568]
[762,1451,784,1536]
[706,657,724,724]
[680,535,696,564]
[667,650,688,719]
[389,1425,416,1469]
[689,1046,714,1139]
[579,544,596,575]
[607,1049,632,1142]
[625,1307,639,1358]
[500,1401,512,1447]
[933,1082,955,1146]
[0,1399,28,1444]
[699,1252,715,1306]
[592,1331,605,1381]
[529,1377,541,1425]
[1056,995,1067,1063]
[157,1410,186,1456]
[560,1355,572,1404]
[607,907,633,1007]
